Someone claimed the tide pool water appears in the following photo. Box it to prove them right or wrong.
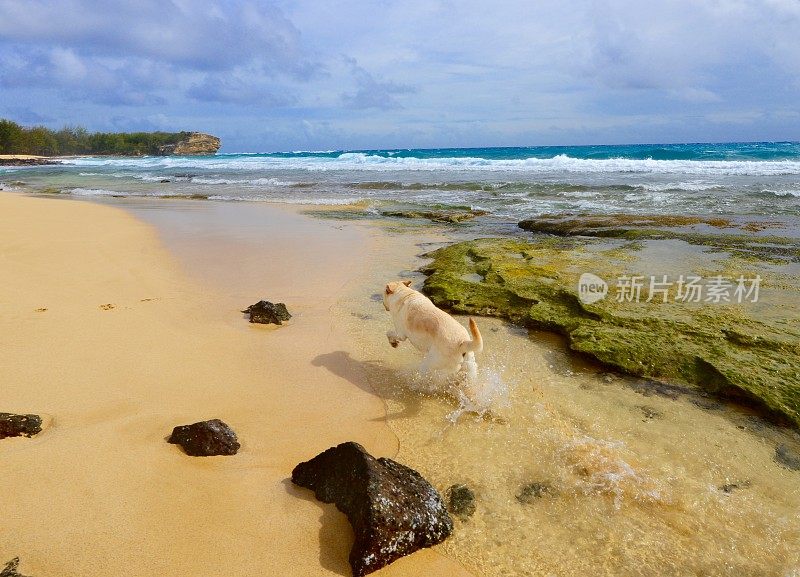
[2,142,800,221]
[336,229,800,577]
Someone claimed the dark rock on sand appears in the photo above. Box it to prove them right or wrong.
[516,481,556,503]
[168,419,240,456]
[446,484,476,518]
[242,300,292,325]
[1,558,29,577]
[0,413,42,439]
[291,441,453,577]
[775,444,800,471]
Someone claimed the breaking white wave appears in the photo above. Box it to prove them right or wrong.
[191,177,299,186]
[762,189,800,197]
[60,153,800,176]
[67,187,130,196]
[640,181,725,191]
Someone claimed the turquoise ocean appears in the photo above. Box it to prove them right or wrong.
[2,142,800,225]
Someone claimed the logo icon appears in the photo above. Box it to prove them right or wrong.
[578,273,608,304]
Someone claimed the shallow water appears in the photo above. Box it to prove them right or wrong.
[337,221,800,577]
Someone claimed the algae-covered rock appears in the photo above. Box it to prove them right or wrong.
[516,481,556,503]
[381,209,489,223]
[446,484,476,518]
[518,214,800,263]
[420,237,800,427]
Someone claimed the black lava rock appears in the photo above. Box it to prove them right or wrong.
[291,441,453,577]
[242,300,291,325]
[1,558,30,577]
[168,419,240,456]
[446,484,476,518]
[0,413,42,440]
[775,444,800,471]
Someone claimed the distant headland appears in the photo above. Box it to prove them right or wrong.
[0,118,220,160]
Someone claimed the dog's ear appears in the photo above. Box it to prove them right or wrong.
[402,280,412,287]
[385,283,394,295]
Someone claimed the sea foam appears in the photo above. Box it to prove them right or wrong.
[61,153,800,176]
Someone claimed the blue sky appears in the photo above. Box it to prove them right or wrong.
[1,0,799,151]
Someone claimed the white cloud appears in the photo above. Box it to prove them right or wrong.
[1,0,799,148]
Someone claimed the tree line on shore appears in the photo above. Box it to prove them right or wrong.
[0,118,189,156]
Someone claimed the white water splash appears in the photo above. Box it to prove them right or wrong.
[445,363,510,423]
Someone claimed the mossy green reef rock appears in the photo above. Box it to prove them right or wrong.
[381,209,489,223]
[420,235,800,427]
[518,213,800,263]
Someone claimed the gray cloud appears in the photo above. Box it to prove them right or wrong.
[0,0,314,74]
[341,57,415,110]
[0,0,318,107]
[186,73,298,107]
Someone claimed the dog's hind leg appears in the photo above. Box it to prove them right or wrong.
[461,352,478,381]
[419,349,441,375]
[387,329,407,348]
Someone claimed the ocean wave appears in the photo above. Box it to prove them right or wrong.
[60,187,360,205]
[191,177,300,186]
[67,187,129,196]
[78,171,183,182]
[759,189,800,198]
[205,195,361,204]
[640,181,725,192]
[60,153,800,176]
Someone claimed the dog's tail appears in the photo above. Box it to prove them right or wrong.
[459,318,483,355]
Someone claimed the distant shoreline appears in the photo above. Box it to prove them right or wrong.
[0,154,60,166]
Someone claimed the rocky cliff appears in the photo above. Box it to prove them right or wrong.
[157,132,221,156]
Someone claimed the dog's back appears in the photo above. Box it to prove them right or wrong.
[386,283,481,364]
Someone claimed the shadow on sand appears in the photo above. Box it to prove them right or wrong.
[282,478,354,576]
[311,350,425,421]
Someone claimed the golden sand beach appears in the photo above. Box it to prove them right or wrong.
[0,193,472,577]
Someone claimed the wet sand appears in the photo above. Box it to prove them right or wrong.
[0,193,472,577]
